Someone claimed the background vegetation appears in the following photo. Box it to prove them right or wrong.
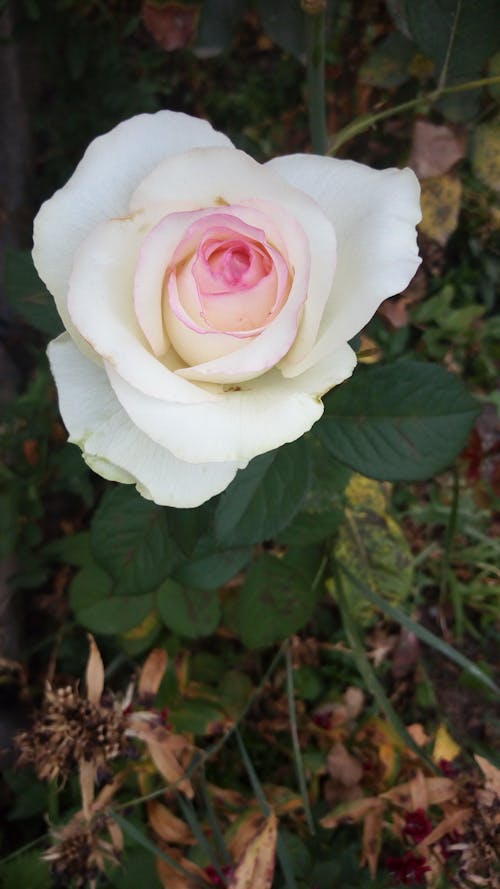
[0,1,499,887]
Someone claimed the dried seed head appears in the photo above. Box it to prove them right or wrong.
[44,815,121,889]
[16,683,127,784]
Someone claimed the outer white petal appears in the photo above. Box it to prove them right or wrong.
[266,155,421,376]
[67,217,214,404]
[106,340,356,465]
[47,334,243,508]
[33,112,232,352]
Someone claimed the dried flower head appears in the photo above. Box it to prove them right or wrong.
[16,681,128,785]
[44,813,122,889]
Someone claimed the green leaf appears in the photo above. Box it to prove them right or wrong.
[278,442,350,545]
[196,0,248,52]
[46,531,93,567]
[69,553,156,635]
[0,492,18,560]
[255,0,305,58]
[237,553,320,649]
[316,361,479,481]
[91,486,177,596]
[69,560,113,613]
[5,249,62,337]
[109,849,162,889]
[360,31,416,88]
[173,539,251,591]
[75,593,155,635]
[215,438,311,546]
[0,851,50,889]
[156,579,220,639]
[405,0,500,83]
[170,699,225,735]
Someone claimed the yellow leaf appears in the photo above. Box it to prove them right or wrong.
[229,811,278,889]
[331,482,414,625]
[357,334,382,364]
[419,174,462,246]
[432,724,460,764]
[344,474,389,513]
[472,120,500,193]
[122,610,160,641]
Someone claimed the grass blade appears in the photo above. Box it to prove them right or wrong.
[339,562,500,696]
[285,645,315,835]
[235,728,298,889]
[112,811,208,886]
[200,768,232,867]
[332,560,437,772]
[176,794,227,884]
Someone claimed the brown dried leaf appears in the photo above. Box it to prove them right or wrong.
[406,723,430,748]
[377,296,409,329]
[419,174,462,246]
[263,785,303,815]
[410,120,467,179]
[320,797,383,830]
[148,801,194,845]
[382,774,456,809]
[208,783,247,811]
[229,811,278,889]
[141,2,199,52]
[92,773,125,812]
[86,634,104,705]
[343,687,364,721]
[228,809,265,863]
[79,758,96,821]
[416,807,473,851]
[475,755,500,797]
[129,720,194,797]
[138,648,168,703]
[156,848,206,889]
[361,804,384,877]
[391,629,420,679]
[327,742,363,788]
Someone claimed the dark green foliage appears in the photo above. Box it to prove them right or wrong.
[317,361,480,481]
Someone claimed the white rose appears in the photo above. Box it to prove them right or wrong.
[33,112,421,507]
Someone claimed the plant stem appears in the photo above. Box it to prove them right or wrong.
[305,5,328,154]
[437,0,463,91]
[285,645,315,835]
[328,74,500,154]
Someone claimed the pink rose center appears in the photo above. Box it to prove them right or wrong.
[167,213,291,339]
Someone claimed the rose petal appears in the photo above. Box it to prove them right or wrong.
[66,217,213,404]
[266,155,421,376]
[129,147,336,373]
[172,200,312,383]
[33,112,232,356]
[106,339,356,464]
[48,335,244,507]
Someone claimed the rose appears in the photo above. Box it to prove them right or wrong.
[33,111,421,508]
